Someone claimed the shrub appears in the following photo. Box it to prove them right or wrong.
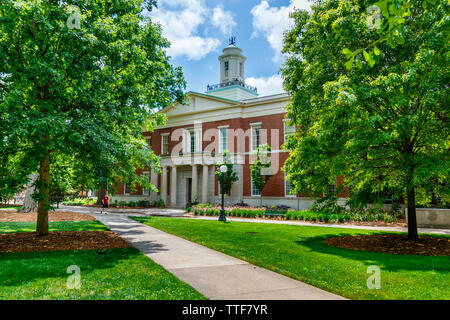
[118,201,127,207]
[137,200,150,207]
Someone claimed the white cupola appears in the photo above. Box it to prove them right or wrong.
[219,37,246,83]
[206,37,258,101]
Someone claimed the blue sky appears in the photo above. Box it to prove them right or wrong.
[149,0,311,96]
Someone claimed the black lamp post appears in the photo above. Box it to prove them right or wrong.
[219,165,227,222]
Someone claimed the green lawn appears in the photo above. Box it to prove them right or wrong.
[0,206,20,210]
[132,216,450,300]
[0,220,205,300]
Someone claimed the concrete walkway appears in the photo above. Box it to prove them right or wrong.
[59,205,187,217]
[91,212,345,300]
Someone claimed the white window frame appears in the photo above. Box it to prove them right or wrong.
[283,119,295,144]
[251,175,261,197]
[183,127,202,154]
[161,133,169,155]
[327,179,338,195]
[284,172,295,197]
[124,183,130,195]
[142,171,150,196]
[218,125,229,153]
[250,122,262,152]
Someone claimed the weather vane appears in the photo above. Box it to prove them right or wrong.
[229,36,236,46]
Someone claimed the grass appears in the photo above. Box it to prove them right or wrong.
[0,206,21,210]
[0,220,206,300]
[132,216,450,300]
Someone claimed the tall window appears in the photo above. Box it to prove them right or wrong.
[251,176,260,196]
[251,124,261,151]
[190,131,195,153]
[224,61,229,77]
[145,137,151,147]
[142,172,150,196]
[239,62,243,78]
[161,134,169,155]
[285,173,295,197]
[327,183,337,194]
[124,183,131,195]
[219,127,228,153]
[284,120,295,144]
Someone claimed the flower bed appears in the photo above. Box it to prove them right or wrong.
[190,204,403,224]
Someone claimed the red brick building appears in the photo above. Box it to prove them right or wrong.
[112,42,342,209]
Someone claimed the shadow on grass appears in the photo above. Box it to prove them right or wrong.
[295,233,450,273]
[0,247,140,288]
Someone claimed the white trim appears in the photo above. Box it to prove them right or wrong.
[124,183,130,196]
[250,123,262,152]
[218,127,228,153]
[250,175,261,197]
[161,135,169,155]
[284,172,296,197]
[283,121,295,144]
[217,125,230,129]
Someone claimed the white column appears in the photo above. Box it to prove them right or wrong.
[161,167,168,203]
[192,165,198,202]
[202,165,208,204]
[170,166,177,207]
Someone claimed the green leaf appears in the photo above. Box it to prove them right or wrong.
[342,48,352,58]
[373,46,380,56]
[344,59,353,70]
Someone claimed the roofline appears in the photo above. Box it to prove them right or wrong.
[158,91,241,115]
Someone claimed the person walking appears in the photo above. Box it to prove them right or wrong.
[100,191,109,214]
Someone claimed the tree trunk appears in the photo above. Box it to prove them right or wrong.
[96,186,106,205]
[20,173,38,213]
[36,151,50,236]
[406,186,419,241]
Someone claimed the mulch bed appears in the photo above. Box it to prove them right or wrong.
[324,234,450,256]
[0,211,95,222]
[0,231,130,253]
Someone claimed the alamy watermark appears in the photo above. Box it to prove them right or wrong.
[366,265,381,289]
[66,5,81,30]
[66,265,81,289]
[366,5,382,30]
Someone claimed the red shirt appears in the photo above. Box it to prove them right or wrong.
[102,196,109,205]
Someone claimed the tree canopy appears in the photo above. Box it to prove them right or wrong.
[282,0,449,240]
[0,0,185,234]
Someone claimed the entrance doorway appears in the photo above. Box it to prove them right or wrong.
[186,178,192,205]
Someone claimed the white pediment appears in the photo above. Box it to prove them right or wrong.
[163,92,238,118]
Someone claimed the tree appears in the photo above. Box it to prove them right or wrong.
[0,0,184,235]
[250,144,272,208]
[20,173,38,212]
[282,0,449,240]
[344,0,448,68]
[215,151,239,197]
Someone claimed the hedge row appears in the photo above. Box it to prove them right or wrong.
[191,206,400,223]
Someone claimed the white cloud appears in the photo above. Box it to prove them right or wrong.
[150,0,236,60]
[251,0,311,62]
[211,6,237,36]
[246,74,285,96]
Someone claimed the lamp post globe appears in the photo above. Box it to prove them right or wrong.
[219,165,227,222]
